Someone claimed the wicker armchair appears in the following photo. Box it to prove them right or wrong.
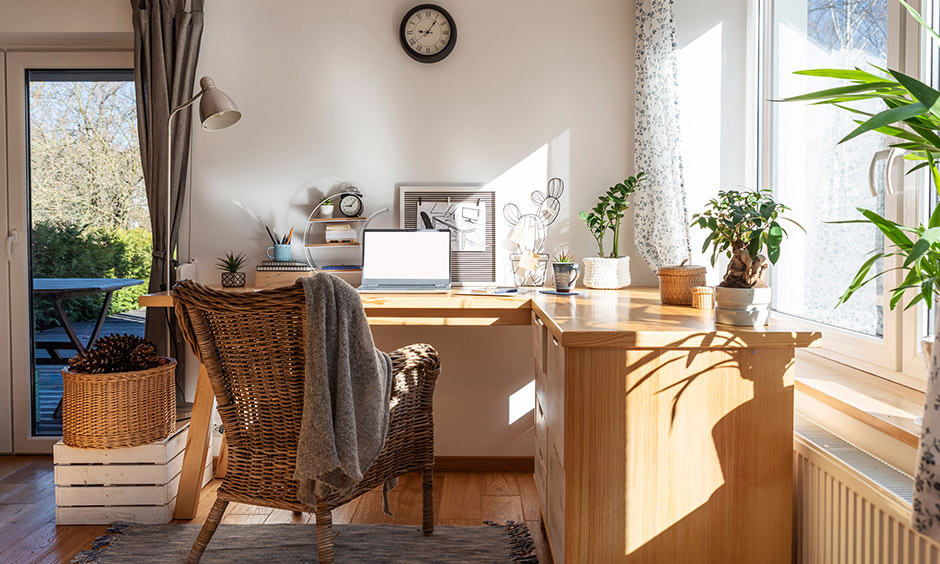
[172,280,440,564]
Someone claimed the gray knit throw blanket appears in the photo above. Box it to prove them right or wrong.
[294,273,393,504]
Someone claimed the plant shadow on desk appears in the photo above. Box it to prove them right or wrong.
[614,335,793,563]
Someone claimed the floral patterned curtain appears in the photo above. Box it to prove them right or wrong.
[914,308,940,538]
[633,0,691,270]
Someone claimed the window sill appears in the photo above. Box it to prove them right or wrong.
[795,349,923,449]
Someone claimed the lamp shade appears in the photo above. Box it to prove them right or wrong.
[197,76,241,131]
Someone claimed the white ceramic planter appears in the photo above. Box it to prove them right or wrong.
[582,256,631,289]
[714,286,772,327]
[320,204,334,218]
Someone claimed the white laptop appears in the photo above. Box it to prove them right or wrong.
[357,229,452,293]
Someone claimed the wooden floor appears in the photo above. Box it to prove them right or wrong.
[0,455,553,564]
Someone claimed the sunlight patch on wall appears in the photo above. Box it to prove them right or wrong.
[508,379,536,425]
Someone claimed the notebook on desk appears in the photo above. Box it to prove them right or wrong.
[357,229,452,293]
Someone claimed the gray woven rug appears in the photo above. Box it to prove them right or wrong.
[71,522,539,563]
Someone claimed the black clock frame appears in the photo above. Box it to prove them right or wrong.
[399,4,457,64]
[339,193,363,217]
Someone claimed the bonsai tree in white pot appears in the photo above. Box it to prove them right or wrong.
[692,188,802,326]
[579,173,644,289]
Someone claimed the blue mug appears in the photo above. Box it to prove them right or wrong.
[266,244,291,262]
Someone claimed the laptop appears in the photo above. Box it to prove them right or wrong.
[357,229,452,293]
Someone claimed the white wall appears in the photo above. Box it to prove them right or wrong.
[675,0,755,283]
[0,0,131,48]
[184,0,637,456]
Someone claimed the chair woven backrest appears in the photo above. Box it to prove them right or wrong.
[173,280,311,509]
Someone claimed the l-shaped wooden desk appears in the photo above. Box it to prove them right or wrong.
[140,287,819,564]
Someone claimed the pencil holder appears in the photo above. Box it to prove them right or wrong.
[267,244,291,262]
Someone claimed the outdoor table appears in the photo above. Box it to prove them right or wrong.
[32,278,145,363]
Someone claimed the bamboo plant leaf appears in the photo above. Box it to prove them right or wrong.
[839,103,927,144]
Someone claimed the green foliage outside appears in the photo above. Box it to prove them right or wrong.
[31,221,151,331]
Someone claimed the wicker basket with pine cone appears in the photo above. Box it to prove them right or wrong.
[62,333,176,448]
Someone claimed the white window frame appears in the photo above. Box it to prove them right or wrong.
[760,0,935,389]
[5,50,135,454]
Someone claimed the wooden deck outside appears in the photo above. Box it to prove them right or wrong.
[33,309,146,435]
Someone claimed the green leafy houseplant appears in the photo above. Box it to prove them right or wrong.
[579,173,645,257]
[691,188,802,288]
[216,251,247,273]
[784,0,940,310]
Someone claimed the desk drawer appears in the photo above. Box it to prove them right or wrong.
[546,444,566,564]
[546,333,565,462]
[531,311,547,374]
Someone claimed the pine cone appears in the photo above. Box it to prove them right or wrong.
[130,342,160,370]
[67,334,161,374]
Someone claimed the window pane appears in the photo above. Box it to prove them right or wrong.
[768,0,889,337]
[27,70,149,436]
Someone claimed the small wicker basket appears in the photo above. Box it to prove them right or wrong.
[61,359,177,449]
[657,260,707,305]
[691,286,715,309]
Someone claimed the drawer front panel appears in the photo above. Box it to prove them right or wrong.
[547,444,566,564]
[546,333,566,461]
[531,311,547,375]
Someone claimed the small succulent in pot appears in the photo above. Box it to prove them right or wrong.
[217,251,247,287]
[320,198,335,217]
[691,188,803,288]
[553,251,574,263]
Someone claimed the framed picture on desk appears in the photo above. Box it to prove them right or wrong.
[399,185,496,285]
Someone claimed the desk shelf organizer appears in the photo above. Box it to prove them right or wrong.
[303,189,389,285]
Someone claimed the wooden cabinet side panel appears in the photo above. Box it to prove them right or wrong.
[563,347,795,564]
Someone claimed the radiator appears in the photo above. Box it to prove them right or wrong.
[795,416,940,563]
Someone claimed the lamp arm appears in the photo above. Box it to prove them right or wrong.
[165,89,206,295]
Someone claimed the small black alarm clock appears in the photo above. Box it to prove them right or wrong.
[338,191,364,217]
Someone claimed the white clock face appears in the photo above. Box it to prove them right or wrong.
[340,195,362,216]
[403,7,452,57]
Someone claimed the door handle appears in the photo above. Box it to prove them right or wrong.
[885,147,905,196]
[869,149,891,197]
[6,229,19,261]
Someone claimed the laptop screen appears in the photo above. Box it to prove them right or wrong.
[361,230,451,283]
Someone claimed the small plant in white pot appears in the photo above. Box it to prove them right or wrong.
[692,188,802,326]
[579,173,644,289]
[320,198,334,218]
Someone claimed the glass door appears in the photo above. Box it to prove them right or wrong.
[6,52,146,453]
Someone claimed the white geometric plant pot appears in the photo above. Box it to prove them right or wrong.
[582,256,631,289]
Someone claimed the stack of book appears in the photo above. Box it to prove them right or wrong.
[255,260,314,289]
[325,224,358,243]
[256,260,311,272]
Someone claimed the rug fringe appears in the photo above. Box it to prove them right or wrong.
[70,522,133,563]
[485,520,540,564]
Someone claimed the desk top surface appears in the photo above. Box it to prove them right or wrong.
[141,286,820,349]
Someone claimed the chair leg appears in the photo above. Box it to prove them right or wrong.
[422,465,434,535]
[315,505,335,564]
[185,497,229,564]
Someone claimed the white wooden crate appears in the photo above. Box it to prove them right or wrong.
[54,422,213,525]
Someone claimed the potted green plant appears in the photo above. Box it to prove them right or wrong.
[691,188,801,326]
[579,173,644,289]
[320,198,334,218]
[217,251,247,287]
[551,251,580,293]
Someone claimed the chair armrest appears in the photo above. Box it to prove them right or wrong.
[388,343,441,410]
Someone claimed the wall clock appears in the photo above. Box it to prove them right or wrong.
[399,4,457,63]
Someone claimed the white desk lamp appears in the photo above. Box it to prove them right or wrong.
[165,76,241,293]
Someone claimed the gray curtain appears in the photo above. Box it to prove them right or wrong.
[131,0,204,404]
[633,0,691,271]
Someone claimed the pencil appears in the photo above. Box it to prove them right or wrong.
[264,226,277,245]
[286,227,294,244]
